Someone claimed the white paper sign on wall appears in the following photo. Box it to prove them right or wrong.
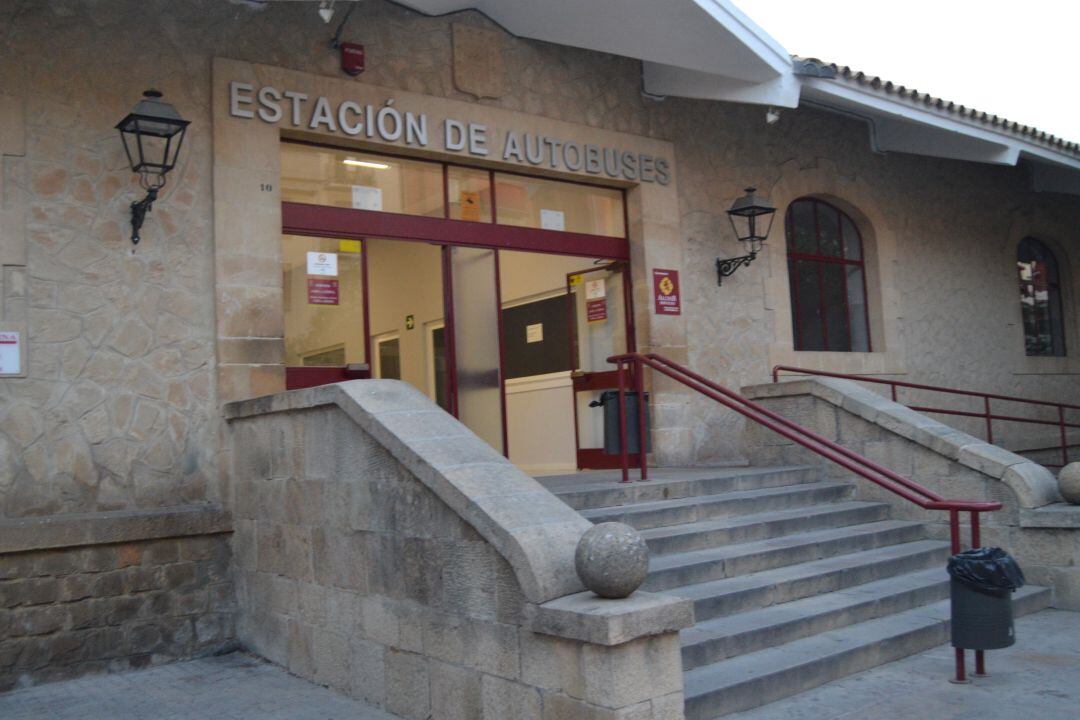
[307,251,339,277]
[539,209,565,231]
[585,278,606,300]
[351,185,383,211]
[526,323,544,343]
[0,331,21,375]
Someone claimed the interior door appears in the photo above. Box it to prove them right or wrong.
[567,262,635,469]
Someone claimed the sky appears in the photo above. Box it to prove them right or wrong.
[731,0,1080,143]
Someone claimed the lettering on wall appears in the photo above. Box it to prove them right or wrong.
[229,81,672,185]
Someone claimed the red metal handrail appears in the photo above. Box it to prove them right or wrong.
[772,365,1080,467]
[608,352,1002,683]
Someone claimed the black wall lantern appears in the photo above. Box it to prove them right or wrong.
[717,187,776,285]
[115,90,190,245]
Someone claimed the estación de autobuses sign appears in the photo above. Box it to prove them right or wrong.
[229,81,672,185]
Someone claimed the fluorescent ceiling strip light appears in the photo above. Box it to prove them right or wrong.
[343,159,390,169]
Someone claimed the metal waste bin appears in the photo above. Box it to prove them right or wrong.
[947,547,1025,651]
[592,390,651,455]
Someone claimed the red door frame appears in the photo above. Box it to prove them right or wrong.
[281,155,633,467]
[566,262,638,469]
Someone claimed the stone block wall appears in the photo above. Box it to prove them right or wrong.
[742,377,1080,609]
[0,508,235,690]
[227,381,691,720]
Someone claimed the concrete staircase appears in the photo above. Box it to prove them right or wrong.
[540,466,1051,719]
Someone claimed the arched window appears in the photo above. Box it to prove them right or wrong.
[786,198,871,352]
[1017,237,1066,356]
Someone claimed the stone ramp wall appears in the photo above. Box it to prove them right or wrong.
[0,507,235,690]
[226,380,691,720]
[741,377,1080,609]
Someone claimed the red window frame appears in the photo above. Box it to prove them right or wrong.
[785,198,872,352]
[1017,237,1067,357]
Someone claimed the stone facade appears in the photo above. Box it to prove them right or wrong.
[227,380,691,719]
[0,514,235,691]
[1,0,1079,696]
[2,0,1076,513]
[742,377,1080,609]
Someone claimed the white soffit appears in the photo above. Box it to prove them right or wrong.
[395,0,1080,185]
[395,0,799,106]
[799,75,1080,184]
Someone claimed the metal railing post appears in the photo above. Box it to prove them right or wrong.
[949,510,961,556]
[1060,406,1069,466]
[984,397,993,445]
[634,355,648,482]
[953,648,968,684]
[617,360,630,484]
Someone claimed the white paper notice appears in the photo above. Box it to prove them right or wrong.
[0,331,20,375]
[351,185,383,211]
[306,251,339,277]
[526,323,544,344]
[539,209,565,231]
[585,278,606,300]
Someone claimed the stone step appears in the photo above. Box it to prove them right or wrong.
[644,521,927,593]
[672,540,952,623]
[682,584,1052,720]
[546,466,820,511]
[680,567,950,671]
[581,481,854,531]
[640,501,890,556]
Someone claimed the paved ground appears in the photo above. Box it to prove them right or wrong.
[729,608,1080,720]
[0,652,400,720]
[2,609,1078,719]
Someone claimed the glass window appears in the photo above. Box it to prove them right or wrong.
[493,173,625,237]
[1018,237,1066,356]
[448,166,493,223]
[786,198,871,352]
[281,143,627,239]
[282,234,366,366]
[281,143,444,218]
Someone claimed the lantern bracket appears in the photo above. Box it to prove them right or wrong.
[716,252,757,286]
[129,187,159,246]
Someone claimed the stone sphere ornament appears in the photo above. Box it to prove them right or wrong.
[575,522,650,599]
[1058,462,1080,505]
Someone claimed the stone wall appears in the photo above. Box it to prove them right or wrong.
[2,0,1077,510]
[742,377,1080,609]
[227,380,692,720]
[0,507,235,690]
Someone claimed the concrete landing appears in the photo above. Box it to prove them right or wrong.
[0,652,401,720]
[727,608,1080,720]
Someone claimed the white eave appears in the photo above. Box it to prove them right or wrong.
[396,0,1080,190]
[396,0,799,106]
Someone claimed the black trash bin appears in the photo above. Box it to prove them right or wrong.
[947,547,1026,650]
[591,390,651,455]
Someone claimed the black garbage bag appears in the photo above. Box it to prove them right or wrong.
[947,547,1026,595]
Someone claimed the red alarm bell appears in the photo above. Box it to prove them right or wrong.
[341,42,365,76]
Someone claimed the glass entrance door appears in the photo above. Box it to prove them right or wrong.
[448,247,505,454]
[282,234,370,389]
[567,262,635,469]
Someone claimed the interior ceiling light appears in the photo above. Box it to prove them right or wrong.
[342,158,389,169]
[318,0,335,24]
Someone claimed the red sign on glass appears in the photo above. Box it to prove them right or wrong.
[586,298,607,322]
[652,268,681,315]
[307,278,340,305]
